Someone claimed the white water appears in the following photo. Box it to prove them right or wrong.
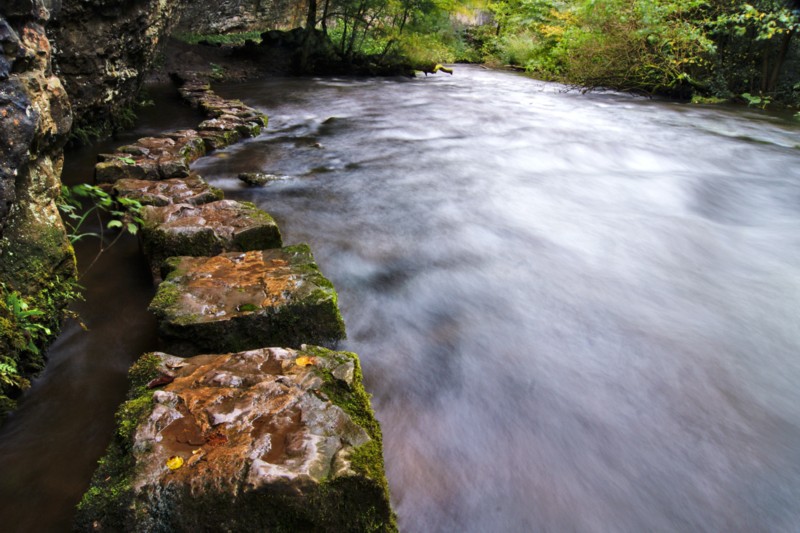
[199,66,800,532]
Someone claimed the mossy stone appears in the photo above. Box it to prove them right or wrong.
[75,348,396,532]
[148,245,346,354]
[139,200,282,278]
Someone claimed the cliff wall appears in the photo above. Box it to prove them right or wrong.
[49,0,187,139]
[0,0,75,418]
[175,0,298,35]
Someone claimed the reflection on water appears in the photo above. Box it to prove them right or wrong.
[200,67,800,532]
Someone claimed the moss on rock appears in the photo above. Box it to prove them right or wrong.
[148,246,346,354]
[74,353,162,532]
[139,200,282,279]
[75,348,396,532]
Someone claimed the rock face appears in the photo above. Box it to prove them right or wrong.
[0,1,76,419]
[75,348,395,532]
[49,0,188,139]
[149,246,346,354]
[175,0,297,35]
[140,199,283,275]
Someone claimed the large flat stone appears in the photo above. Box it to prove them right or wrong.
[74,347,395,532]
[149,246,346,353]
[140,199,282,275]
[113,174,223,207]
[95,131,206,184]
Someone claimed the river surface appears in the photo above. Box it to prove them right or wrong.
[4,66,800,532]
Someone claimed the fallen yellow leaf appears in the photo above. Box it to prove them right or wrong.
[295,356,316,367]
[166,456,184,470]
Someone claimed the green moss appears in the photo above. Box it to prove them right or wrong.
[306,346,397,531]
[74,353,162,531]
[306,348,387,482]
[177,137,207,163]
[148,282,181,319]
[234,122,262,138]
[128,352,164,391]
[174,31,264,46]
[691,94,730,105]
[140,220,220,274]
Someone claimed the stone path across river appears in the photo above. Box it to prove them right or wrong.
[73,76,395,532]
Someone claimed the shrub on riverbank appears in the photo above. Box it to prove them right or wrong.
[483,0,800,104]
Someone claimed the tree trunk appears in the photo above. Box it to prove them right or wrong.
[300,0,318,71]
[321,0,330,36]
[767,29,795,93]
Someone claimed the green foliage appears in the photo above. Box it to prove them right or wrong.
[741,91,772,107]
[477,0,800,103]
[174,30,264,45]
[58,184,143,245]
[0,356,27,389]
[0,275,83,423]
[209,62,227,81]
[4,287,51,355]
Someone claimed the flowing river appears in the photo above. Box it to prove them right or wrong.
[4,66,800,532]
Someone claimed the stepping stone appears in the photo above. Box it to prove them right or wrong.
[198,129,242,151]
[148,245,346,353]
[95,154,158,182]
[199,117,262,138]
[140,200,282,276]
[238,172,280,187]
[95,131,207,183]
[113,174,223,207]
[74,347,395,532]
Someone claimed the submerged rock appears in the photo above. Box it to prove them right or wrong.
[238,172,281,187]
[74,347,396,532]
[113,174,223,207]
[140,199,282,276]
[149,246,346,354]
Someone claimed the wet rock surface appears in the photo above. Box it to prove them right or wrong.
[149,246,346,354]
[75,347,395,532]
[140,199,282,275]
[239,172,281,187]
[95,130,206,183]
[178,78,268,151]
[112,174,223,207]
[73,61,391,531]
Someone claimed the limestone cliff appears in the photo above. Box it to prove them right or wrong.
[0,0,76,418]
[49,0,187,140]
[175,0,298,35]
